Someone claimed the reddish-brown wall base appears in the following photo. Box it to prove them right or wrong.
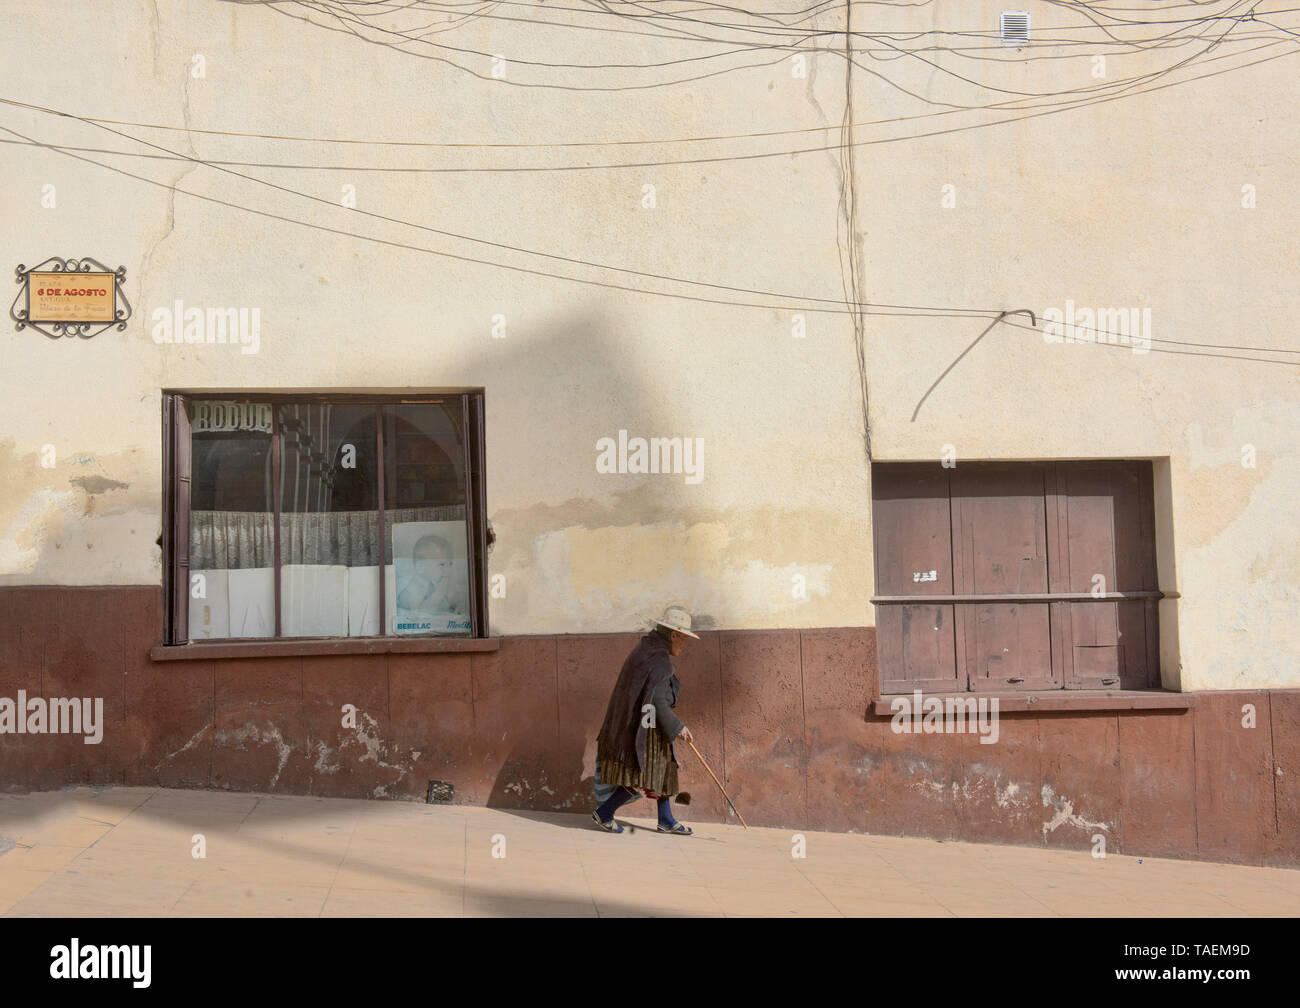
[1,586,1296,867]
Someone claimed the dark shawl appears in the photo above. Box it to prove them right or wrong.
[596,632,678,772]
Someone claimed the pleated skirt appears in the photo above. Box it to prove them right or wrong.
[597,726,678,799]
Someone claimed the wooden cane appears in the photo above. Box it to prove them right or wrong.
[685,739,748,829]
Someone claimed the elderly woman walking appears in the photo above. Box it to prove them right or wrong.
[592,606,699,835]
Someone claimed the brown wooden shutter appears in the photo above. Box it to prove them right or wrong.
[873,464,961,694]
[1060,461,1158,689]
[953,463,1058,692]
[164,393,192,645]
[873,460,1159,694]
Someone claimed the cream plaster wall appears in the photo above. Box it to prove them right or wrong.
[858,2,1300,689]
[0,1,1295,689]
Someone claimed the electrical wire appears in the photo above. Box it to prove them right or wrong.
[6,2,1296,364]
[3,109,1295,364]
[5,32,1294,174]
[13,20,1292,150]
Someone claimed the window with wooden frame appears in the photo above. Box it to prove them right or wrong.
[162,392,488,645]
[871,461,1161,694]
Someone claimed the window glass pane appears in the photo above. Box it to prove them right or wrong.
[383,403,471,635]
[188,401,274,640]
[279,403,381,638]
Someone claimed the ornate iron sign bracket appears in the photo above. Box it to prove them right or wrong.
[11,256,132,339]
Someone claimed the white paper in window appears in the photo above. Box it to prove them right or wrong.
[227,567,275,638]
[347,566,381,637]
[385,564,397,636]
[281,564,349,637]
[188,569,230,640]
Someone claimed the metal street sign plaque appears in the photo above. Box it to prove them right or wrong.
[28,271,116,323]
[11,257,131,339]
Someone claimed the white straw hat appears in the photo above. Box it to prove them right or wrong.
[655,605,700,639]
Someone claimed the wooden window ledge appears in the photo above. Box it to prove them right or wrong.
[150,636,500,662]
[870,689,1191,716]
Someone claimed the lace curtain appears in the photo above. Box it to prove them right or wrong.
[190,506,466,569]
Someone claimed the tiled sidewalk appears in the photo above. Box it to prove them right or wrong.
[0,787,1295,917]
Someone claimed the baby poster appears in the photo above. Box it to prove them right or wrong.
[391,521,471,634]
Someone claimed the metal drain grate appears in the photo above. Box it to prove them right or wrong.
[426,780,455,804]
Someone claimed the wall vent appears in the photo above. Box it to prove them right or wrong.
[1001,11,1030,45]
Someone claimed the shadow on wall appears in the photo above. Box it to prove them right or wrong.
[474,627,735,827]
[0,307,733,824]
[459,310,726,815]
[468,306,720,634]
